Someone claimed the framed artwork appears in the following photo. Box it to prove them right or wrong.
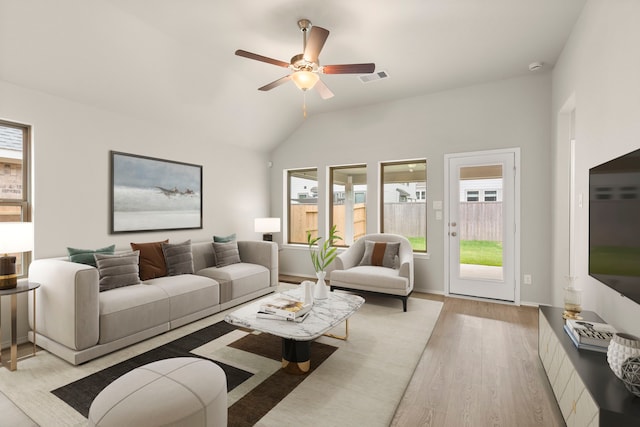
[110,151,203,233]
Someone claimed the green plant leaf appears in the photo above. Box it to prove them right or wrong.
[307,224,343,272]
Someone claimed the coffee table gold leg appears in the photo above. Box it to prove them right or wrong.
[10,294,17,371]
[282,339,311,375]
[324,319,349,341]
[281,359,310,374]
[32,289,37,356]
[0,295,2,365]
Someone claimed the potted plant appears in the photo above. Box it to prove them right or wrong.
[306,225,342,299]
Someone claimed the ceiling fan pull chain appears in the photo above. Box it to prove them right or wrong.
[303,92,307,118]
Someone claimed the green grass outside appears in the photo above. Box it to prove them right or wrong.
[590,246,640,276]
[406,238,502,267]
[460,240,503,266]
[408,237,426,251]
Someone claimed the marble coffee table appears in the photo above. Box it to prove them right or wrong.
[224,288,364,374]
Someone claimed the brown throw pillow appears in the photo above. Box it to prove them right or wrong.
[359,241,400,269]
[130,240,169,280]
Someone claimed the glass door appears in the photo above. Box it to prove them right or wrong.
[447,151,517,302]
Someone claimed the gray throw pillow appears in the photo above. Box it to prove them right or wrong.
[67,245,116,267]
[162,239,194,276]
[94,251,141,292]
[213,241,241,267]
[359,241,400,269]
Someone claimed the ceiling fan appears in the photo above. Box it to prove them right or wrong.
[235,19,375,99]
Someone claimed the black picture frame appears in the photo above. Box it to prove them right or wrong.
[110,151,203,233]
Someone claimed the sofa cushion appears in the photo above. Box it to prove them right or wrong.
[197,263,268,303]
[213,241,241,267]
[331,265,409,295]
[98,284,170,344]
[94,251,141,292]
[67,245,116,267]
[131,240,168,280]
[145,274,220,321]
[162,240,194,276]
[359,241,399,269]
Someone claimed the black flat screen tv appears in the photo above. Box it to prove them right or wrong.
[589,147,640,305]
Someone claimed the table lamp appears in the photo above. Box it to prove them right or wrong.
[254,218,280,241]
[0,222,34,289]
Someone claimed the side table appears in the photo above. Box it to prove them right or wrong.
[0,281,40,371]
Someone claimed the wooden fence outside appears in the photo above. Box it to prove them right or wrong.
[289,204,319,244]
[459,202,503,241]
[291,201,502,243]
[289,203,367,244]
[383,203,426,237]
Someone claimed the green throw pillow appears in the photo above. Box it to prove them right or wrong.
[213,233,236,243]
[67,245,116,267]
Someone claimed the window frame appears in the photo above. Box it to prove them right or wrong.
[286,168,318,245]
[380,159,427,253]
[329,164,367,247]
[0,119,33,277]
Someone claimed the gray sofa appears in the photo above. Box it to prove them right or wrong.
[27,240,277,365]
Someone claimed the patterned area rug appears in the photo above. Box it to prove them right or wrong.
[1,289,442,427]
[52,321,337,426]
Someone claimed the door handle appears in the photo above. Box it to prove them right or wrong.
[451,222,457,227]
[451,232,457,237]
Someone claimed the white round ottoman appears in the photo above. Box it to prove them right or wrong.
[88,357,227,427]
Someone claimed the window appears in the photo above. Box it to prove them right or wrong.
[466,190,479,202]
[484,190,498,202]
[381,160,427,252]
[329,165,367,246]
[287,169,318,244]
[0,120,32,277]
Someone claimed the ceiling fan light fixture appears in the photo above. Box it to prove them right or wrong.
[291,70,319,91]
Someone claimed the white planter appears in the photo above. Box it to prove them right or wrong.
[314,271,329,300]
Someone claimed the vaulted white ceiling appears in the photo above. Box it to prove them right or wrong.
[0,0,586,151]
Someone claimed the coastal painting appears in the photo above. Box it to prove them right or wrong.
[110,151,202,233]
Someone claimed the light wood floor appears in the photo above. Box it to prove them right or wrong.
[391,294,565,427]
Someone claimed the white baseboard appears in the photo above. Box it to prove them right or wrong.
[1,334,30,350]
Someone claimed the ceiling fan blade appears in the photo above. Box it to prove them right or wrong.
[258,75,292,91]
[303,26,329,63]
[322,63,376,74]
[315,79,335,100]
[235,49,290,68]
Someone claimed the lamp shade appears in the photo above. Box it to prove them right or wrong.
[254,218,281,233]
[0,222,34,254]
[291,71,319,91]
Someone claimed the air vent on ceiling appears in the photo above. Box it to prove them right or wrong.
[359,70,389,83]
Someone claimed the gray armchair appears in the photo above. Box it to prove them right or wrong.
[330,233,414,311]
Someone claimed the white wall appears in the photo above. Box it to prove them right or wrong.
[552,0,640,336]
[0,80,271,345]
[270,73,553,303]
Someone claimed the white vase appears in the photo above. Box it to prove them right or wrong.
[304,281,314,305]
[607,332,640,379]
[314,271,329,300]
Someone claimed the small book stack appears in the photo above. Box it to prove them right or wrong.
[257,296,312,322]
[563,319,616,353]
